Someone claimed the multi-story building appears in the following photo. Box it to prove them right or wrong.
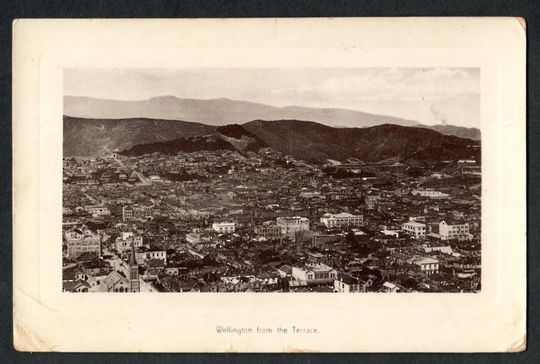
[122,205,149,221]
[212,221,236,234]
[413,257,440,275]
[186,232,216,249]
[402,221,427,239]
[320,212,363,228]
[254,222,282,240]
[276,217,309,240]
[439,221,472,241]
[64,228,101,259]
[115,232,143,252]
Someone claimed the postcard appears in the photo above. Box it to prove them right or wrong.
[12,17,526,352]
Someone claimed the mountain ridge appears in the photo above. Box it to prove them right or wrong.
[80,117,482,163]
[64,95,479,140]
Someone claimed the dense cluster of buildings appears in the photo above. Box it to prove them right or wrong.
[62,147,481,293]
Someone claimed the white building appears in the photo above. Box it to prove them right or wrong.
[320,212,363,228]
[292,263,337,284]
[439,221,472,241]
[115,232,143,252]
[383,281,400,293]
[186,232,201,245]
[64,228,101,259]
[84,205,111,216]
[299,191,321,198]
[276,217,309,240]
[411,189,450,199]
[136,249,167,264]
[212,221,236,234]
[413,257,440,275]
[423,244,453,255]
[402,221,427,239]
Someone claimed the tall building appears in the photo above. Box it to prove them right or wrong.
[439,221,472,241]
[402,221,427,239]
[129,243,140,292]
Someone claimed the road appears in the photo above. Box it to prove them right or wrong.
[113,156,151,185]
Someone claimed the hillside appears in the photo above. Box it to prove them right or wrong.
[419,124,481,141]
[120,124,268,157]
[63,116,215,156]
[243,120,480,163]
[96,118,480,163]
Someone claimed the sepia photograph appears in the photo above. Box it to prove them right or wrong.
[13,18,525,352]
[62,67,482,294]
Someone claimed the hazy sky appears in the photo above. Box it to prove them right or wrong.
[64,68,480,128]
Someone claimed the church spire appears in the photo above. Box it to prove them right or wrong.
[129,241,140,292]
[129,242,137,266]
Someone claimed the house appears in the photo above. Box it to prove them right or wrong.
[320,212,363,228]
[291,263,337,285]
[258,272,279,286]
[334,272,372,293]
[277,265,293,278]
[186,232,201,245]
[383,281,400,293]
[63,280,91,293]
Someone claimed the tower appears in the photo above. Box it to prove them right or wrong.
[129,243,140,292]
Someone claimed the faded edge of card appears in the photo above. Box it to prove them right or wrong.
[12,18,526,352]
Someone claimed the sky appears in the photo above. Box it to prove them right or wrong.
[64,67,480,128]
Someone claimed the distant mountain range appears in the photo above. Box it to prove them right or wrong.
[64,95,480,140]
[65,116,480,163]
